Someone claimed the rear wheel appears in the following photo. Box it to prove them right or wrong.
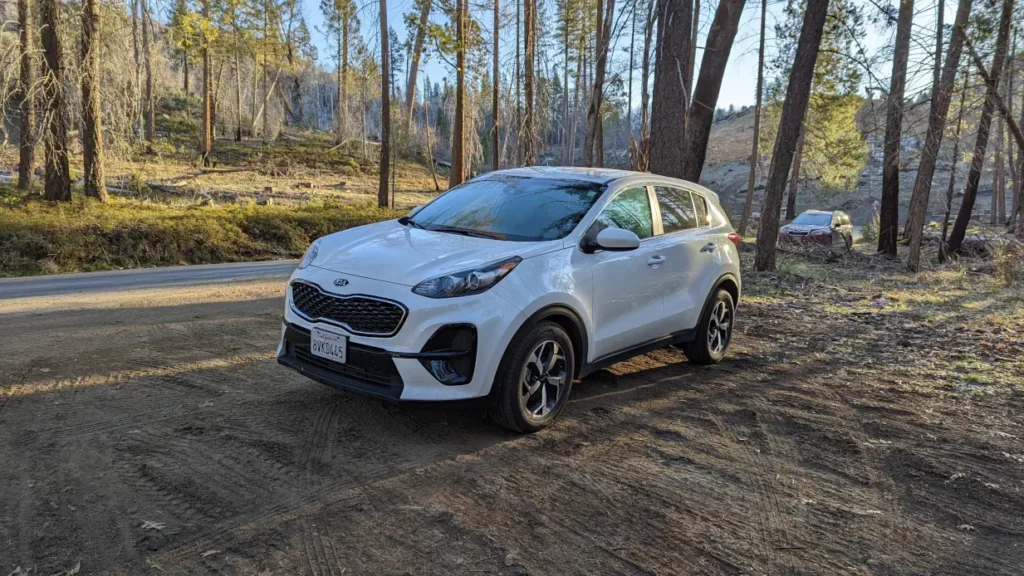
[682,289,735,365]
[490,321,575,433]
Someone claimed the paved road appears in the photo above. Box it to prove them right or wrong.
[0,260,297,300]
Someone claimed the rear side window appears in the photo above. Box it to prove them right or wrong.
[692,193,710,226]
[655,186,697,233]
[596,187,654,239]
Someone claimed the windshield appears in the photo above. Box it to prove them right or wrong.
[792,213,832,226]
[407,175,605,241]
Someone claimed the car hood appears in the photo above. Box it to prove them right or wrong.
[310,220,561,286]
[784,224,830,233]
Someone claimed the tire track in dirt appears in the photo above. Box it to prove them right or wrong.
[296,397,347,576]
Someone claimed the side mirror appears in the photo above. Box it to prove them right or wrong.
[589,227,641,252]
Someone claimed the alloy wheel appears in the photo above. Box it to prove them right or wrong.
[520,340,567,420]
[707,300,732,356]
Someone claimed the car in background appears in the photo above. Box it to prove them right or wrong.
[277,167,741,433]
[780,210,853,250]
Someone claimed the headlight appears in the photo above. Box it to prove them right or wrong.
[781,225,790,232]
[412,256,521,298]
[810,228,829,235]
[298,238,322,270]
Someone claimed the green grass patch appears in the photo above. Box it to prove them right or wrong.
[0,185,399,277]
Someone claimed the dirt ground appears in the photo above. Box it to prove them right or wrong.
[2,250,1023,575]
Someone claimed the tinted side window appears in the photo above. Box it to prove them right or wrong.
[692,193,709,226]
[655,186,697,233]
[596,187,654,239]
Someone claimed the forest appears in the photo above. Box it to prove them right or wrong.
[0,0,1022,276]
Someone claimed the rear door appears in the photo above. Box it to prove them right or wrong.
[584,186,668,359]
[653,186,724,333]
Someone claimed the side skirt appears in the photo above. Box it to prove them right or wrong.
[578,329,696,379]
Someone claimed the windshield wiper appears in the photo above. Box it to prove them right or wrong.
[399,216,427,230]
[429,225,506,240]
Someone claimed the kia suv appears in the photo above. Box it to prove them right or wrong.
[277,167,741,433]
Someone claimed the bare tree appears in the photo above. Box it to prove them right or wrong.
[637,0,655,171]
[753,0,830,271]
[81,0,107,200]
[878,0,914,255]
[939,67,969,262]
[40,0,70,201]
[649,0,691,178]
[379,0,392,207]
[679,0,746,182]
[450,0,467,185]
[17,0,35,190]
[738,0,767,236]
[947,0,1015,254]
[583,0,615,166]
[904,0,973,271]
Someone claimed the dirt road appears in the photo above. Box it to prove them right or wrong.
[2,255,1022,575]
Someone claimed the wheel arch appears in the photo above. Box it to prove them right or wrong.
[711,273,741,307]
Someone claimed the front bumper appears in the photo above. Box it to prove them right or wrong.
[278,265,527,402]
[780,231,832,245]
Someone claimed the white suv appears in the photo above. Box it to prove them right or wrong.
[278,167,741,432]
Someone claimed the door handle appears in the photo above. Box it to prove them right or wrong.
[647,255,665,266]
[700,242,717,253]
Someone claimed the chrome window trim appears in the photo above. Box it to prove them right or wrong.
[289,279,409,338]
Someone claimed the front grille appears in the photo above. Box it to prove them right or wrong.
[291,281,406,337]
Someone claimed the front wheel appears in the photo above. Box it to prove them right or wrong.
[682,289,735,365]
[490,321,575,433]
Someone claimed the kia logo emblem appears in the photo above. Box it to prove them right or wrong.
[333,278,349,287]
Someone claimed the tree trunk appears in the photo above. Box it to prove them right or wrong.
[1008,28,1018,229]
[132,0,142,141]
[583,0,615,167]
[679,0,746,182]
[753,0,829,271]
[904,0,973,271]
[341,6,350,144]
[17,0,35,190]
[81,0,107,201]
[649,0,691,178]
[262,7,270,142]
[563,0,571,164]
[405,0,431,131]
[933,0,943,96]
[234,52,243,141]
[994,100,1005,226]
[450,0,467,185]
[199,0,213,164]
[627,3,635,167]
[947,0,1013,255]
[515,0,521,164]
[379,0,392,207]
[878,0,914,255]
[638,0,655,171]
[523,0,536,165]
[424,77,441,191]
[493,0,500,171]
[141,0,155,150]
[569,39,582,166]
[786,123,805,221]
[184,53,190,95]
[687,0,698,98]
[738,0,766,236]
[939,68,970,262]
[40,0,70,202]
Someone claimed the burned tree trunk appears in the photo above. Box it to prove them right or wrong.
[753,0,829,271]
[878,0,914,255]
[40,0,70,202]
[679,0,746,182]
[947,0,1014,255]
[904,0,973,270]
[648,0,691,178]
[583,0,615,167]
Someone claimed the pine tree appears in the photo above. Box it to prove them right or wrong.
[40,0,70,201]
[81,0,107,201]
[17,0,35,190]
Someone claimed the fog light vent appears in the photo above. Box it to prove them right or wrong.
[419,325,476,385]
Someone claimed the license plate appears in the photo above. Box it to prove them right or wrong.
[310,327,347,364]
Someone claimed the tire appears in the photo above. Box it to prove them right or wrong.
[490,321,575,433]
[681,289,735,365]
[844,233,853,251]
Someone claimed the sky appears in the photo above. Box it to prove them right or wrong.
[299,0,951,111]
